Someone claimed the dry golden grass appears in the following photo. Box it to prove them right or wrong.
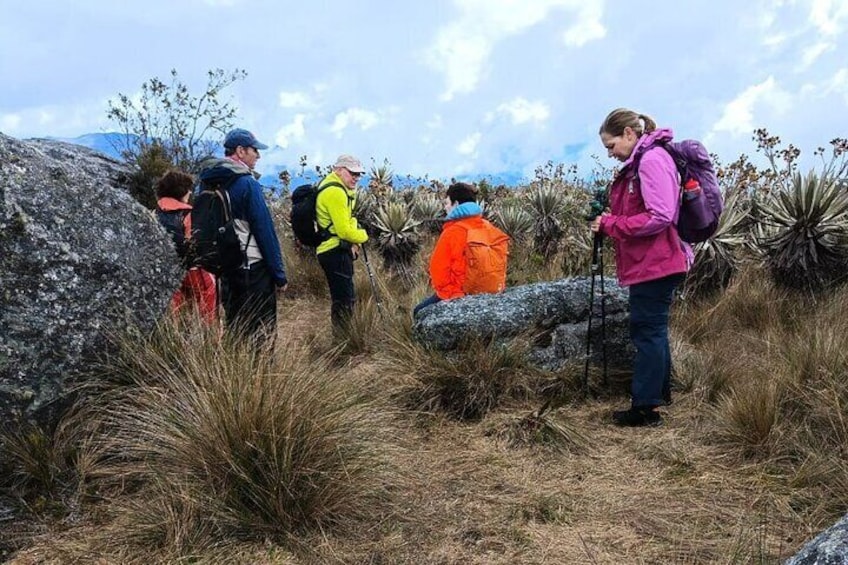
[380,331,543,421]
[4,255,847,564]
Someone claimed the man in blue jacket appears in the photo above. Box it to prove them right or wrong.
[198,128,288,341]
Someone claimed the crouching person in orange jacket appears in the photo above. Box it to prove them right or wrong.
[413,182,509,317]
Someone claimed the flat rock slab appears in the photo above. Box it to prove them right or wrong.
[413,276,635,371]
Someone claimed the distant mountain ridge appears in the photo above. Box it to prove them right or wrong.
[50,132,135,160]
[48,132,531,188]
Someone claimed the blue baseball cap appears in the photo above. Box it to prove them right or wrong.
[223,128,269,150]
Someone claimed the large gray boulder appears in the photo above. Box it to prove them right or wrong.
[0,133,182,425]
[786,513,848,564]
[413,277,634,372]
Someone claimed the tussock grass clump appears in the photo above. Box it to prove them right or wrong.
[485,409,589,454]
[385,334,539,420]
[778,303,848,387]
[94,320,397,554]
[0,405,103,519]
[334,264,417,357]
[674,265,797,344]
[674,267,848,526]
[335,297,385,356]
[713,378,783,456]
[107,479,226,562]
[672,337,764,405]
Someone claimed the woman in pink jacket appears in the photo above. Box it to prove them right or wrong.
[590,108,691,427]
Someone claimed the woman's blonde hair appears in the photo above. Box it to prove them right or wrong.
[599,108,657,137]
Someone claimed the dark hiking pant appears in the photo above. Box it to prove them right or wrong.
[317,246,355,329]
[413,293,441,317]
[628,273,684,408]
[221,262,277,343]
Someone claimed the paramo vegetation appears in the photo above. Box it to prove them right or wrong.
[2,69,848,563]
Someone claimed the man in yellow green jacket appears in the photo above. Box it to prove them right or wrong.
[315,154,369,328]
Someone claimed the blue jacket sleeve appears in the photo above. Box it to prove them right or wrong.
[244,178,287,286]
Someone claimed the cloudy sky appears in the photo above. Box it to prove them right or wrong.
[1,0,846,182]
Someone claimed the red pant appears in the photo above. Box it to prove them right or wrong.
[170,268,217,322]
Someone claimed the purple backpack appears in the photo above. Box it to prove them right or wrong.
[638,140,724,244]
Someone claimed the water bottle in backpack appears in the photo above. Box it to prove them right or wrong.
[638,140,724,244]
[683,178,702,202]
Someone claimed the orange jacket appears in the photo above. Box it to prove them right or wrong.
[157,197,193,238]
[429,213,487,299]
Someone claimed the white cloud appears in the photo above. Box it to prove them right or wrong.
[38,109,53,125]
[274,114,307,149]
[0,113,22,134]
[490,97,550,125]
[832,67,848,88]
[456,131,482,156]
[426,114,444,130]
[421,115,444,147]
[425,30,490,102]
[711,76,793,137]
[762,32,789,47]
[2,0,845,182]
[0,100,111,138]
[760,0,848,49]
[562,3,606,46]
[809,0,848,36]
[424,0,605,100]
[278,90,314,109]
[817,67,848,101]
[799,41,833,68]
[330,107,381,138]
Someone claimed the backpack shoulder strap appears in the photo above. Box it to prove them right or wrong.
[317,180,346,191]
[202,172,250,220]
[633,141,686,185]
[316,180,348,199]
[316,180,353,235]
[178,208,190,229]
[201,172,249,194]
[658,142,687,180]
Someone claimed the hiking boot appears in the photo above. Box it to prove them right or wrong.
[612,406,662,427]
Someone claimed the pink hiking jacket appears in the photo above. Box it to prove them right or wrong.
[599,128,691,287]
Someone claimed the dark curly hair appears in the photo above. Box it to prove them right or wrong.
[446,182,478,204]
[155,170,195,200]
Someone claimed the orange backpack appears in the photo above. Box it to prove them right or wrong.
[462,220,510,295]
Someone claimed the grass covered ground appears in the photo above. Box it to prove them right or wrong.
[2,244,847,563]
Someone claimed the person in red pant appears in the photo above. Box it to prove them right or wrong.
[155,170,217,323]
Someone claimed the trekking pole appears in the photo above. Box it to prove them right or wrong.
[582,233,601,398]
[360,244,386,319]
[597,235,608,386]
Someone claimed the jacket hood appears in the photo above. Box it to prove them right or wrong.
[624,127,674,168]
[157,197,192,212]
[446,201,483,220]
[199,157,256,184]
